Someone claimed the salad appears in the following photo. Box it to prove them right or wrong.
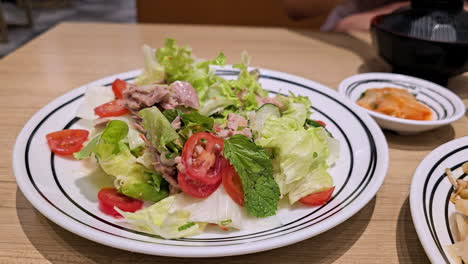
[45,39,339,239]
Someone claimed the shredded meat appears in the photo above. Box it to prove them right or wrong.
[93,118,111,128]
[148,144,180,194]
[215,113,253,139]
[123,83,169,112]
[171,115,181,130]
[227,113,248,131]
[175,156,185,174]
[256,95,283,108]
[123,81,199,112]
[140,129,180,194]
[170,81,199,109]
[133,122,146,133]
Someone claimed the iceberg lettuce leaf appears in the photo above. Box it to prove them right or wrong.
[139,106,181,154]
[257,115,338,204]
[116,196,205,239]
[135,45,165,85]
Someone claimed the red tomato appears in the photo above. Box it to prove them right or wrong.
[112,79,127,99]
[181,132,225,185]
[314,120,326,127]
[46,129,89,155]
[222,164,244,206]
[97,188,143,218]
[178,171,221,198]
[94,99,129,118]
[299,187,335,206]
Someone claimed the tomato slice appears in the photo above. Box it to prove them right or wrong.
[97,188,143,218]
[299,187,335,206]
[94,99,129,118]
[181,132,225,185]
[178,171,221,198]
[46,129,89,155]
[222,164,244,206]
[112,79,127,99]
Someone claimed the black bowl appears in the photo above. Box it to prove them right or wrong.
[371,12,468,85]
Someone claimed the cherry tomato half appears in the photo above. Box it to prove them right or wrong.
[178,171,221,198]
[46,129,89,155]
[97,188,143,218]
[112,78,127,99]
[94,99,129,118]
[299,187,335,206]
[222,164,244,206]
[181,132,225,185]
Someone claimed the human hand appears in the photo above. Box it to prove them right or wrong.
[334,1,410,32]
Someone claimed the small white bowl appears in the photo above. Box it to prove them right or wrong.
[338,73,466,134]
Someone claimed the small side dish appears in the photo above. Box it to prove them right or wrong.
[338,73,466,134]
[357,87,432,121]
[446,162,468,263]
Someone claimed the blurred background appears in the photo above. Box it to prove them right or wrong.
[0,0,340,58]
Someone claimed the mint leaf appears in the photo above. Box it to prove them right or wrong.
[223,135,280,217]
[162,109,180,123]
[180,112,214,132]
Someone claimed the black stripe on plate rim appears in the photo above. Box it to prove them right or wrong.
[345,79,453,119]
[24,71,378,245]
[423,145,468,263]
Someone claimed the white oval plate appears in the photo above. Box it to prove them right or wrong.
[13,68,389,257]
[338,73,465,134]
[411,136,468,263]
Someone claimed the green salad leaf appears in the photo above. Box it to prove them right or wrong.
[180,112,214,132]
[73,120,168,203]
[223,135,280,217]
[162,109,180,123]
[135,44,165,85]
[99,143,169,203]
[199,97,238,116]
[74,120,129,160]
[155,38,225,100]
[73,135,100,160]
[139,106,181,154]
[94,120,129,159]
[257,115,337,204]
[277,93,312,125]
[115,196,206,239]
[230,54,268,111]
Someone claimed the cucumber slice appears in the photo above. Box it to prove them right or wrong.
[250,103,281,138]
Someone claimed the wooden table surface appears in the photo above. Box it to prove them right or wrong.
[1,22,468,264]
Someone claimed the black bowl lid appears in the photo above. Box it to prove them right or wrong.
[373,3,468,43]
